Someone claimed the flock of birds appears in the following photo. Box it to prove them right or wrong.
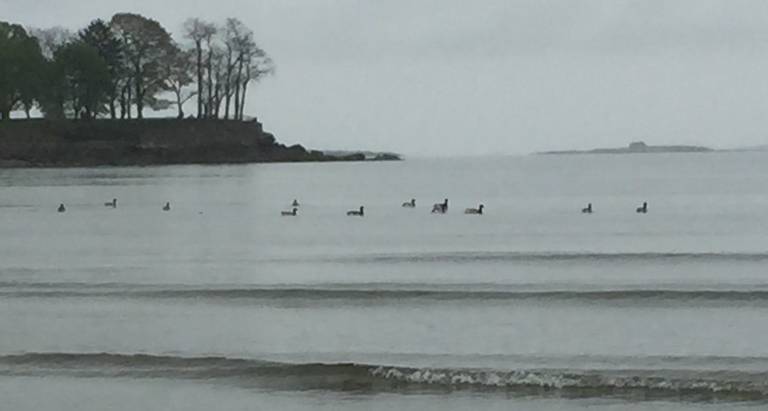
[57,199,171,213]
[580,201,648,214]
[55,198,651,216]
[280,199,650,216]
[278,198,484,217]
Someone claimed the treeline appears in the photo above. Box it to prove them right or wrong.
[0,14,274,121]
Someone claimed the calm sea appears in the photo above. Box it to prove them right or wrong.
[1,153,768,410]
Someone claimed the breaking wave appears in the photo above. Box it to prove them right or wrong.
[1,353,767,401]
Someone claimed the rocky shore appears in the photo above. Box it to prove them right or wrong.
[0,118,400,167]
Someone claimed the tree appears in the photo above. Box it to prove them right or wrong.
[110,13,175,119]
[203,26,218,118]
[183,18,216,119]
[221,18,248,120]
[27,26,73,58]
[0,22,45,120]
[237,44,274,120]
[54,41,111,119]
[79,19,124,119]
[160,47,197,118]
[210,45,226,118]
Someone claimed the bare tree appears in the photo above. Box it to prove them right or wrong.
[160,47,197,118]
[182,17,273,121]
[208,45,227,118]
[237,45,274,120]
[182,18,216,119]
[204,28,218,118]
[221,18,248,119]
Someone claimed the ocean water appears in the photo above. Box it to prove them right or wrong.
[1,153,768,410]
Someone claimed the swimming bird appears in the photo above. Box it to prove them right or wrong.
[402,198,416,208]
[104,198,117,208]
[636,202,648,213]
[465,204,484,215]
[582,203,593,214]
[162,202,171,211]
[347,206,364,216]
[431,199,448,214]
[57,203,66,213]
[281,208,298,216]
[292,199,300,207]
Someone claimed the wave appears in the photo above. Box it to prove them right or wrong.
[1,352,767,401]
[3,284,768,305]
[275,251,768,264]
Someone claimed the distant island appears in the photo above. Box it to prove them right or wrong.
[0,119,401,167]
[538,141,714,155]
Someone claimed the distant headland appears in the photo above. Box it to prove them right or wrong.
[0,119,401,167]
[538,141,714,155]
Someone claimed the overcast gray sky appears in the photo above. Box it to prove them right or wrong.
[4,0,768,155]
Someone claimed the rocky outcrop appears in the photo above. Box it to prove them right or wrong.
[0,119,395,167]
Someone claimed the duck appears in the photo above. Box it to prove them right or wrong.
[431,199,448,214]
[292,199,300,207]
[402,198,416,208]
[104,198,117,208]
[465,204,484,215]
[281,208,298,216]
[57,203,66,213]
[162,202,171,211]
[582,203,593,214]
[347,206,364,216]
[636,202,648,214]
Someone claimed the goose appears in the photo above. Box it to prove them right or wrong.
[431,199,448,214]
[636,202,648,214]
[347,206,364,216]
[292,199,300,207]
[402,198,416,208]
[465,204,484,215]
[582,203,593,214]
[57,203,66,213]
[281,208,298,216]
[162,202,171,211]
[104,198,117,208]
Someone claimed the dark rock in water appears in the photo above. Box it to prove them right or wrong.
[322,150,402,161]
[372,153,401,161]
[0,119,389,167]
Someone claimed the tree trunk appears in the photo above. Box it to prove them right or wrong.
[206,47,213,119]
[134,60,144,119]
[175,90,184,119]
[233,59,243,120]
[126,85,133,120]
[196,40,203,119]
[223,49,233,120]
[233,83,240,120]
[239,79,248,120]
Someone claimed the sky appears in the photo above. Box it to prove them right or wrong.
[4,0,768,156]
